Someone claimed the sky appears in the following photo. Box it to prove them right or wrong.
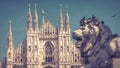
[0,0,120,60]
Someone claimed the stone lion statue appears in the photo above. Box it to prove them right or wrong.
[72,16,120,68]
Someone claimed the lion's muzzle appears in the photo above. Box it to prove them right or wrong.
[72,29,83,40]
[73,30,83,48]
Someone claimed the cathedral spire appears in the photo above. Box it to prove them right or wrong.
[59,4,63,18]
[7,20,14,68]
[9,20,12,37]
[65,4,70,32]
[65,4,69,17]
[59,4,63,31]
[42,9,45,25]
[28,3,31,17]
[27,3,32,31]
[34,3,39,30]
[8,20,13,47]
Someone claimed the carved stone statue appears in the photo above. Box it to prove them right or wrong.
[72,16,120,68]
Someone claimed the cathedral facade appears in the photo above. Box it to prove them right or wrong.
[0,4,81,68]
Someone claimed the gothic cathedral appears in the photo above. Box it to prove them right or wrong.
[1,3,82,68]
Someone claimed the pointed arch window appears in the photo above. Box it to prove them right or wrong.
[45,41,54,62]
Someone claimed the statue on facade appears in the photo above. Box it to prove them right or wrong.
[72,16,120,68]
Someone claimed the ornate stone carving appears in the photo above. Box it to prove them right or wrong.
[73,16,120,68]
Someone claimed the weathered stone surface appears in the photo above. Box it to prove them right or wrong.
[73,16,120,68]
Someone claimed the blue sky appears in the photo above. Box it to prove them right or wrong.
[0,0,120,60]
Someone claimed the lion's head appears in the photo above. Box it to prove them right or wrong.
[73,16,112,57]
[73,16,100,47]
[73,16,120,68]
